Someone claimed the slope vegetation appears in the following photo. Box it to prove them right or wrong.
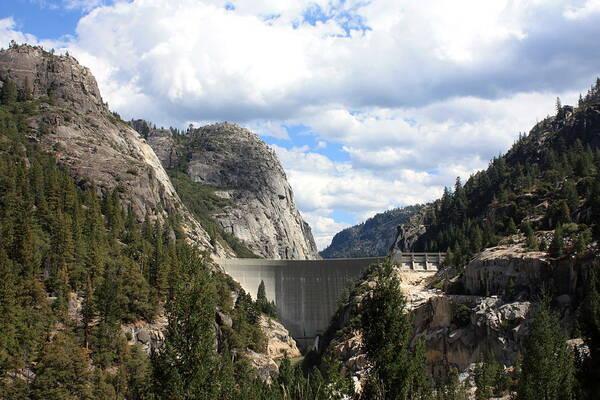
[320,205,422,258]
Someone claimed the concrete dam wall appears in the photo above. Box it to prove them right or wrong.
[217,253,445,350]
[217,257,383,349]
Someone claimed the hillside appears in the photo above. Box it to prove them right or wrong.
[392,82,600,267]
[320,205,422,258]
[137,120,319,260]
[0,44,219,254]
[0,44,307,399]
[314,80,600,398]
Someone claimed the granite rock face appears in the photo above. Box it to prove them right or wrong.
[0,45,214,252]
[145,122,319,260]
[462,243,550,296]
[258,316,301,359]
[390,205,431,253]
[321,266,535,391]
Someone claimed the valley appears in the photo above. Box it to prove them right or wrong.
[0,41,599,400]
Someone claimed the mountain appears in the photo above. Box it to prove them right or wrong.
[0,44,316,260]
[320,205,422,258]
[0,44,306,398]
[0,44,217,253]
[315,80,600,398]
[137,120,319,260]
[391,82,600,266]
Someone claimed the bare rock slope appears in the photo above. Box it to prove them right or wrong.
[0,45,214,252]
[145,122,319,260]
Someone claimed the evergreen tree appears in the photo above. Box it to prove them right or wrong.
[474,351,507,399]
[151,251,223,399]
[556,97,562,114]
[575,229,591,255]
[435,368,468,400]
[524,223,539,251]
[361,263,432,399]
[506,217,518,235]
[0,79,17,105]
[256,280,277,318]
[561,180,579,214]
[517,300,575,400]
[549,227,565,258]
[579,268,600,398]
[31,333,93,400]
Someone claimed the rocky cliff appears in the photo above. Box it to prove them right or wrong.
[319,259,579,393]
[390,205,431,252]
[0,44,216,252]
[321,205,422,258]
[143,121,319,260]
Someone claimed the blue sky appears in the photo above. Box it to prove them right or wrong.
[4,1,81,38]
[1,0,599,248]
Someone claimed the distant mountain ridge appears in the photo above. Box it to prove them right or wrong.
[320,205,422,258]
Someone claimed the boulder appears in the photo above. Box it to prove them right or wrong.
[243,349,279,383]
[259,316,301,359]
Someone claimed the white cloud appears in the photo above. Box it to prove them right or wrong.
[246,120,290,140]
[302,211,351,250]
[0,17,39,46]
[564,0,600,19]
[2,0,599,251]
[42,0,599,127]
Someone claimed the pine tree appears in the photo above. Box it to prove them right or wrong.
[524,223,539,251]
[0,249,19,375]
[575,229,591,255]
[31,332,94,400]
[0,79,17,105]
[475,351,505,399]
[561,180,579,215]
[506,218,518,235]
[361,263,432,399]
[549,227,565,258]
[579,268,600,398]
[151,252,222,399]
[436,368,468,400]
[517,300,575,400]
[471,225,483,253]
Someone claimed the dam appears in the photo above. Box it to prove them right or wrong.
[217,252,445,350]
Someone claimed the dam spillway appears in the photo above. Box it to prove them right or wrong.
[217,253,445,350]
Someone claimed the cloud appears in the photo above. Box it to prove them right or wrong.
[2,0,599,250]
[301,211,351,250]
[0,17,39,46]
[37,0,598,127]
[247,120,290,140]
[565,0,600,19]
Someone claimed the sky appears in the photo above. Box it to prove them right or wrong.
[1,0,600,250]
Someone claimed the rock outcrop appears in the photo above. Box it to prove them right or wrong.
[0,45,214,252]
[321,265,535,391]
[144,121,319,260]
[390,205,431,253]
[413,294,532,374]
[122,315,169,354]
[462,242,550,296]
[259,316,301,359]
